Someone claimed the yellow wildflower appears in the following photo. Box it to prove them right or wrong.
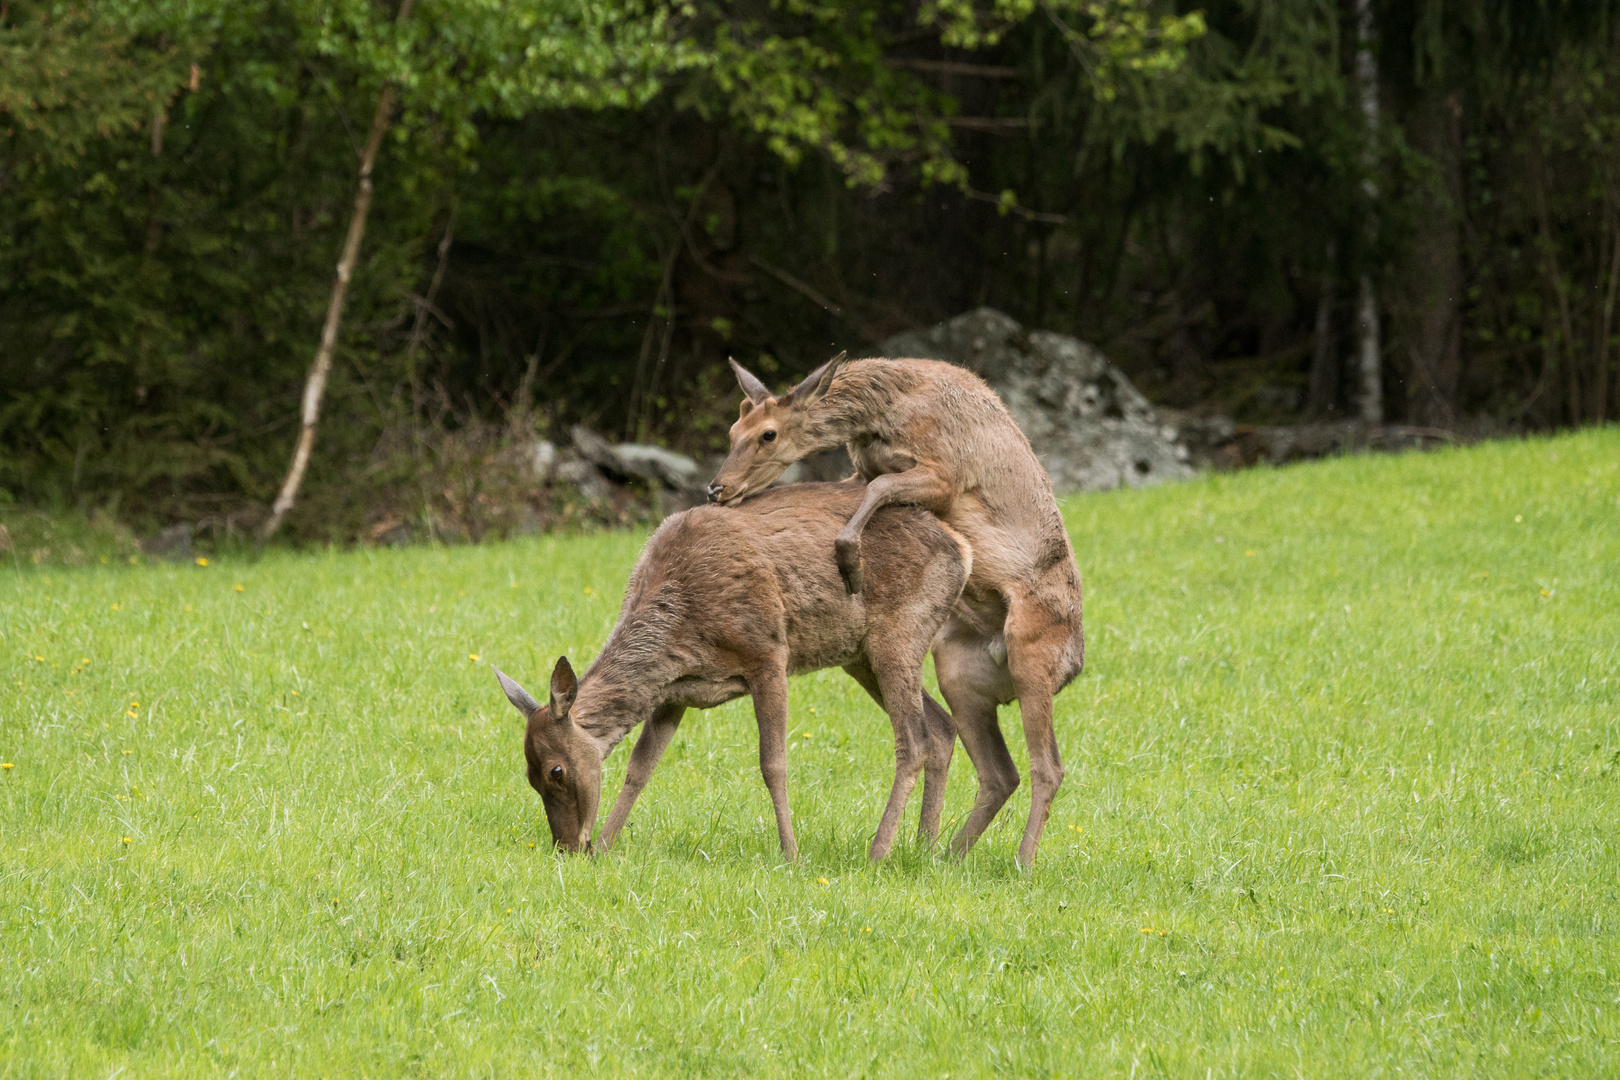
[195,557,209,566]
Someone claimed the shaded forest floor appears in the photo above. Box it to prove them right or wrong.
[0,418,1548,565]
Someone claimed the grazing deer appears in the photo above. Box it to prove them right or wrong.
[707,354,1084,867]
[492,480,969,862]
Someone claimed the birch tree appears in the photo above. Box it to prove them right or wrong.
[1354,0,1382,423]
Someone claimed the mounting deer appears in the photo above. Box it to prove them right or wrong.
[492,480,968,862]
[707,353,1084,867]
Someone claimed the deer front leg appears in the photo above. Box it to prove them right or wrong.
[748,665,798,862]
[595,704,685,854]
[834,465,955,594]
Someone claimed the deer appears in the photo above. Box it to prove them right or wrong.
[491,479,970,863]
[706,353,1084,868]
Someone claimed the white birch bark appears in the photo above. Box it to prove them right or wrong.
[1355,0,1383,423]
[261,1,414,540]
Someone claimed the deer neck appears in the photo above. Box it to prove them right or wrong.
[571,658,682,752]
[570,605,689,753]
[568,562,695,755]
[804,391,880,448]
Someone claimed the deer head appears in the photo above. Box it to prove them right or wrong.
[706,352,848,505]
[494,657,603,852]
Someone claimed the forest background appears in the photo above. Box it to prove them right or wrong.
[3,0,1618,545]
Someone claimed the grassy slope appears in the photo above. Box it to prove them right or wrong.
[2,429,1617,1077]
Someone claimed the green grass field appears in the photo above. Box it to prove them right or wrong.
[4,429,1618,1077]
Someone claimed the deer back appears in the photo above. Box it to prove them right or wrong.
[612,481,968,681]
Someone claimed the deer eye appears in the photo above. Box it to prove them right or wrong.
[550,765,564,782]
[761,430,777,444]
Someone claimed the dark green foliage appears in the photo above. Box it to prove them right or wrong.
[2,1,1617,539]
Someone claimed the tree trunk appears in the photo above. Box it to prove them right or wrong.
[262,0,413,540]
[1355,274,1382,421]
[1528,134,1577,427]
[1306,240,1338,417]
[1399,88,1464,426]
[1354,0,1383,422]
[1593,193,1619,423]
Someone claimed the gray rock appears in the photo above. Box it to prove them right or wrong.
[553,455,615,501]
[570,425,629,478]
[139,523,192,560]
[570,425,705,492]
[530,439,557,478]
[614,443,704,491]
[880,308,1194,492]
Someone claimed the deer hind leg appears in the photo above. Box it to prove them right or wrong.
[917,691,956,847]
[842,658,927,861]
[1003,586,1075,870]
[595,703,685,853]
[834,465,955,594]
[748,664,799,862]
[933,626,1019,859]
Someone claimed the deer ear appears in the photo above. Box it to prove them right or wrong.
[729,357,771,406]
[492,666,540,719]
[549,655,578,719]
[786,350,848,407]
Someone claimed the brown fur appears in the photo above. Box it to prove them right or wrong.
[710,355,1084,867]
[493,480,969,862]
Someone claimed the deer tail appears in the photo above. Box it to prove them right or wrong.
[937,521,973,584]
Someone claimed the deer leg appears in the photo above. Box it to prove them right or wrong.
[834,465,955,594]
[595,703,685,853]
[842,659,927,861]
[918,691,956,846]
[933,631,1019,859]
[1004,589,1071,870]
[749,665,799,862]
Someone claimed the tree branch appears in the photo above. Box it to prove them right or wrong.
[261,0,415,540]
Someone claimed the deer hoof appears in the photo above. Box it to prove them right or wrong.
[834,537,863,594]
